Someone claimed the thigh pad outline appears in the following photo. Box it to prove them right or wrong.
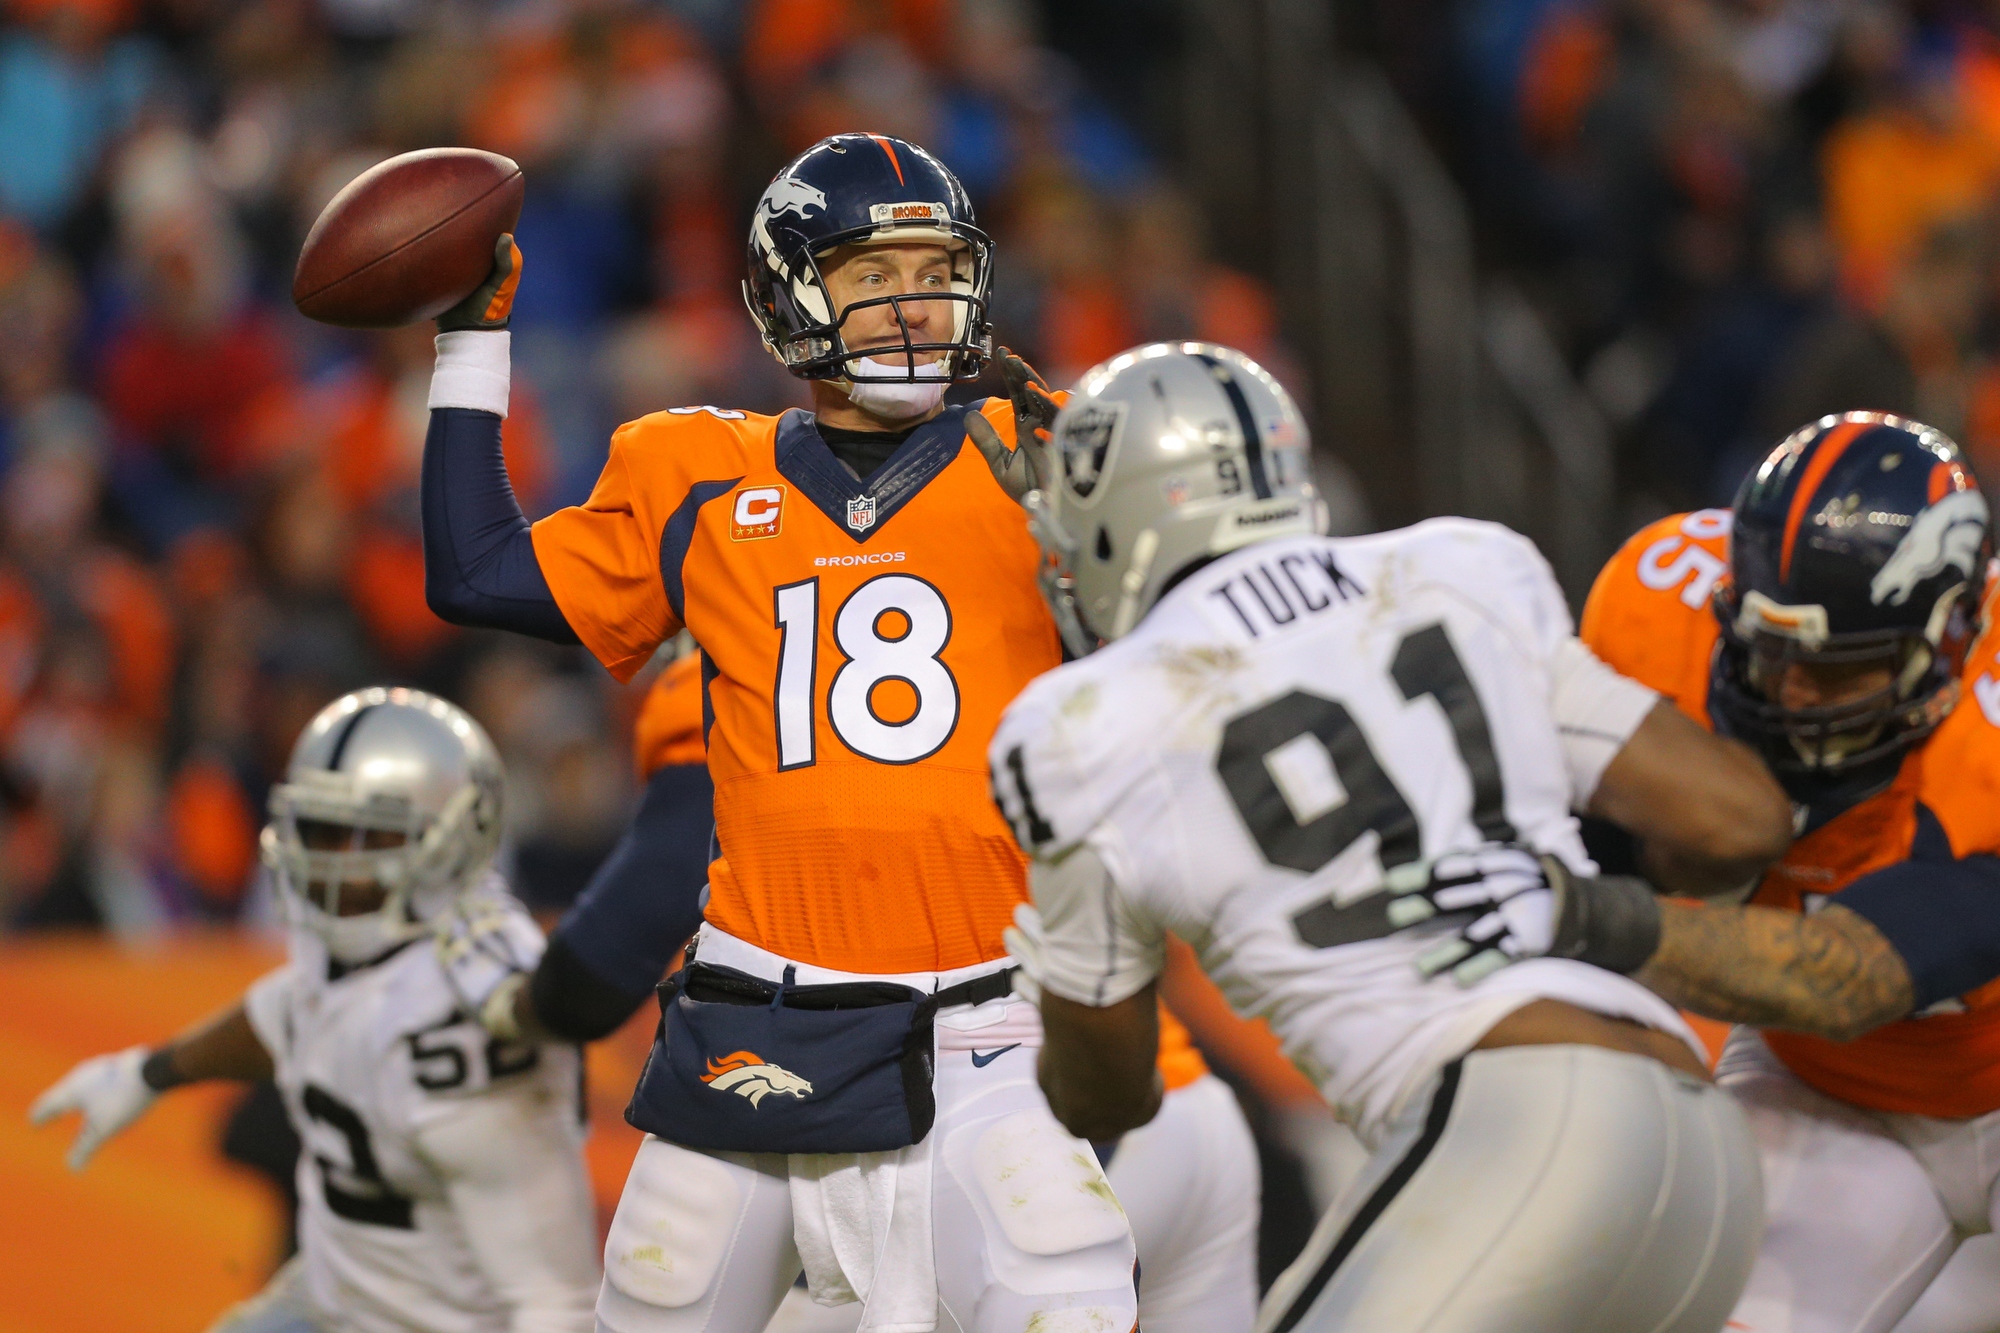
[603,1140,745,1308]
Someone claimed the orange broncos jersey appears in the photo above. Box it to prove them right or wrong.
[1582,508,2000,1117]
[533,401,1059,974]
[623,624,1209,1084]
[632,651,706,777]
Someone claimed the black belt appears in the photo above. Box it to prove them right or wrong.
[934,966,1019,1009]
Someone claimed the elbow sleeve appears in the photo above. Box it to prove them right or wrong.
[421,406,581,644]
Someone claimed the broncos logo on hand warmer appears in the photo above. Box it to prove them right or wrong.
[700,1050,814,1107]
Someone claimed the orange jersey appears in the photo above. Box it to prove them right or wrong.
[633,651,707,777]
[533,402,1059,974]
[618,640,1203,1086]
[1584,509,2000,1117]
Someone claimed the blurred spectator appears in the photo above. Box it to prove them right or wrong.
[0,0,155,232]
[1822,32,2000,309]
[0,0,1302,944]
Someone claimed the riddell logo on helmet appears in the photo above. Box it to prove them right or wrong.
[732,486,786,541]
[701,1051,814,1107]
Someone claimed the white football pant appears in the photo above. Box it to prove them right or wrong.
[762,1070,1262,1333]
[1258,1044,1763,1333]
[595,995,1136,1333]
[1721,1029,2000,1333]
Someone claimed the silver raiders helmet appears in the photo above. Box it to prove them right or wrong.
[1026,341,1326,654]
[262,687,504,962]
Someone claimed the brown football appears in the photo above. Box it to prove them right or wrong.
[293,148,524,328]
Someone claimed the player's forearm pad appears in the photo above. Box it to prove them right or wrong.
[140,1047,191,1092]
[1551,871,1663,975]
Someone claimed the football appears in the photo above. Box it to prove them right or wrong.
[293,147,523,328]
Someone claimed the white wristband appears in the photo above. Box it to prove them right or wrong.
[430,330,512,418]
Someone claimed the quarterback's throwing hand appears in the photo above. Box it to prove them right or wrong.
[436,233,523,333]
[30,1046,157,1171]
[966,347,1060,501]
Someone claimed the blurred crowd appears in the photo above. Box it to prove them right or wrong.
[1443,0,2000,513]
[0,0,1292,935]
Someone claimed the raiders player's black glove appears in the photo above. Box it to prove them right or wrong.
[1389,847,1663,986]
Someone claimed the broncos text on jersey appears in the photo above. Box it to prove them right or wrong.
[530,401,1059,974]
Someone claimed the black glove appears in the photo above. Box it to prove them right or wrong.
[965,346,1060,500]
[436,233,522,333]
[1392,847,1663,986]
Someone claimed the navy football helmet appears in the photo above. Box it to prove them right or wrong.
[742,133,993,383]
[1711,412,1992,775]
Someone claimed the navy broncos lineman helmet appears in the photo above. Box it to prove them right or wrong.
[742,133,993,383]
[1711,412,1993,775]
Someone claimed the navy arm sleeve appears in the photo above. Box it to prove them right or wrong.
[421,407,581,644]
[1834,851,2000,1012]
[531,762,715,1041]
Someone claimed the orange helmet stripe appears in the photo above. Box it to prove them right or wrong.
[1780,420,1869,582]
[1930,458,1974,503]
[870,134,906,185]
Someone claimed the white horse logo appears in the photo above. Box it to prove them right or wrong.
[752,178,828,267]
[1870,489,1989,606]
[701,1050,814,1108]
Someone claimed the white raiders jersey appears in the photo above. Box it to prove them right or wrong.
[244,880,592,1333]
[990,519,1702,1141]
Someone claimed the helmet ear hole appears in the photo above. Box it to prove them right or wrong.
[1095,526,1113,562]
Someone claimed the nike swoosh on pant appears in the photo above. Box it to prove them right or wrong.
[970,1044,1021,1067]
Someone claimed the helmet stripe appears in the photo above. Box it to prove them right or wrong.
[869,135,906,185]
[1930,458,1973,503]
[325,704,379,772]
[1780,419,1870,582]
[1193,352,1273,499]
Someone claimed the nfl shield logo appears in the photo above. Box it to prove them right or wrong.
[845,494,878,532]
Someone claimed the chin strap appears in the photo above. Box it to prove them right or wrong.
[1107,528,1161,641]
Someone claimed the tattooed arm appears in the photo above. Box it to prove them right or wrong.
[1637,901,1915,1042]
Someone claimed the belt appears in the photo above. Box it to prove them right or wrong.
[933,967,1019,1009]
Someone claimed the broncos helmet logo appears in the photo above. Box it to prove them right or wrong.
[700,1050,814,1107]
[1870,489,1990,606]
[752,178,829,272]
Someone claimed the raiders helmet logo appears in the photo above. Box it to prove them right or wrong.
[1058,402,1126,502]
[700,1050,814,1107]
[1870,489,1989,606]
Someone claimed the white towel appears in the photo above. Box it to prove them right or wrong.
[789,1131,936,1333]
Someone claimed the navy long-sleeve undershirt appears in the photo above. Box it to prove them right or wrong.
[421,407,580,644]
[531,762,715,1041]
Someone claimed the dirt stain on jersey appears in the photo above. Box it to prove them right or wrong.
[1154,643,1245,700]
[1059,682,1100,719]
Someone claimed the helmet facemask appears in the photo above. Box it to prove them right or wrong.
[1712,583,1976,774]
[745,222,994,384]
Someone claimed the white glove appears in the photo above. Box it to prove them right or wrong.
[1383,847,1556,987]
[1001,902,1049,1006]
[436,897,545,1038]
[29,1046,158,1171]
